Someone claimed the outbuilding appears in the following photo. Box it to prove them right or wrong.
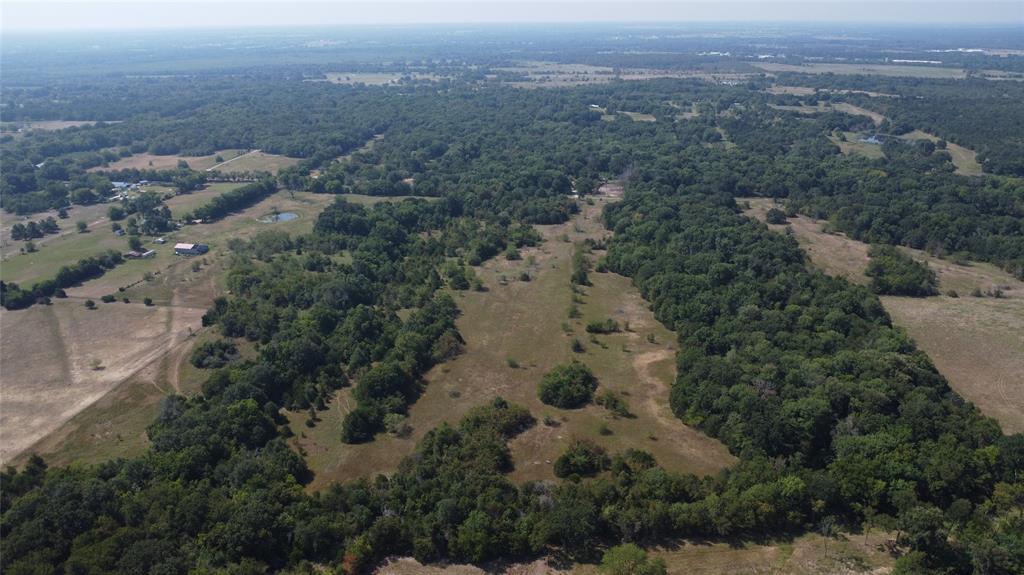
[174,243,209,256]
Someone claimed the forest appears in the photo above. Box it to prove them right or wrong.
[2,25,1024,575]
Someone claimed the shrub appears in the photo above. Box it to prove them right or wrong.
[189,339,239,369]
[554,438,610,478]
[596,390,632,418]
[586,318,620,334]
[601,543,666,575]
[143,297,154,306]
[865,245,938,297]
[765,207,788,225]
[100,294,116,303]
[571,338,585,353]
[538,361,597,408]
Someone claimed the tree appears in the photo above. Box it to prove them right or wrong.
[538,361,598,408]
[554,438,610,478]
[128,235,143,251]
[601,544,667,575]
[76,221,88,233]
[84,299,96,309]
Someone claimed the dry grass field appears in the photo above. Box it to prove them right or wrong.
[769,102,884,125]
[206,150,301,174]
[90,149,246,172]
[289,192,735,490]
[0,299,205,463]
[754,62,967,79]
[379,530,898,575]
[619,111,657,122]
[744,198,1024,434]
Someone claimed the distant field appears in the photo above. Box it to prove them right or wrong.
[92,149,246,172]
[901,130,984,176]
[290,194,735,490]
[767,84,898,98]
[0,120,109,133]
[828,131,886,160]
[618,110,657,122]
[744,198,1024,434]
[318,72,443,85]
[769,102,884,125]
[754,62,967,79]
[206,150,301,174]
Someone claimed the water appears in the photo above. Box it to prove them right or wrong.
[262,212,298,223]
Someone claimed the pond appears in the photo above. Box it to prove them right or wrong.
[261,212,298,223]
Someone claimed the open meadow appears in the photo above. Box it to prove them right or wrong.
[289,191,735,490]
[754,62,968,79]
[744,198,1024,434]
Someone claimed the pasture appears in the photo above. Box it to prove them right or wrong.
[290,193,735,490]
[744,198,1024,434]
[206,150,301,174]
[828,131,886,160]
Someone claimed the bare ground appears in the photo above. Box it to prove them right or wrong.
[743,198,1024,434]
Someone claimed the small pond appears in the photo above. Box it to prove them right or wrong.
[261,212,298,223]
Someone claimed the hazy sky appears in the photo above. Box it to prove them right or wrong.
[2,0,1022,31]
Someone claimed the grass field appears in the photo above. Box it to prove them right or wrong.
[744,198,1024,434]
[828,131,886,160]
[91,149,246,172]
[619,111,657,122]
[206,150,301,174]
[754,62,967,79]
[382,530,898,575]
[289,192,734,490]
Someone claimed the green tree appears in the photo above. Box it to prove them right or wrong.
[601,544,667,575]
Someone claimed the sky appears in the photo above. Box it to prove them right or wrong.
[1,0,1022,31]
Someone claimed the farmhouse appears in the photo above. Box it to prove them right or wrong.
[174,242,209,256]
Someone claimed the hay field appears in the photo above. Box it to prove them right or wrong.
[744,198,1024,434]
[290,193,734,490]
[206,150,301,174]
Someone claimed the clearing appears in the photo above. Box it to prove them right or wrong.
[380,530,898,575]
[205,150,301,174]
[289,191,735,490]
[90,149,246,172]
[754,62,967,79]
[317,72,444,85]
[743,198,1024,434]
[900,130,984,176]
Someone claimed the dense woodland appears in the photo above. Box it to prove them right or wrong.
[2,27,1024,575]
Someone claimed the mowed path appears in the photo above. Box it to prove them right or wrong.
[744,198,1024,434]
[294,192,735,489]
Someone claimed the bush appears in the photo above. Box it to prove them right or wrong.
[554,438,610,478]
[866,245,938,297]
[84,299,96,309]
[571,338,585,353]
[765,207,788,225]
[601,543,666,575]
[586,318,620,334]
[189,339,239,369]
[100,294,116,303]
[538,361,597,408]
[596,390,632,417]
[143,297,154,306]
